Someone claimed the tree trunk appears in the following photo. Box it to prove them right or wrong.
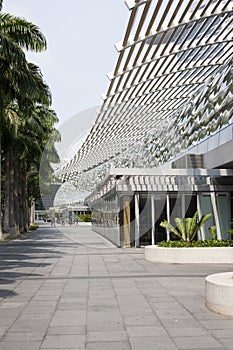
[13,154,20,236]
[21,164,29,232]
[3,150,10,234]
[8,149,16,237]
[0,134,3,239]
[18,164,24,233]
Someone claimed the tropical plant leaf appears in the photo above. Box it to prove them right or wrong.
[0,13,47,52]
[197,213,212,232]
[189,211,199,239]
[160,220,182,239]
[0,31,26,66]
[175,217,185,238]
[185,218,192,242]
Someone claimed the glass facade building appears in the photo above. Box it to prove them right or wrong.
[57,0,233,247]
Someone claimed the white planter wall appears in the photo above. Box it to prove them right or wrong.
[145,246,233,264]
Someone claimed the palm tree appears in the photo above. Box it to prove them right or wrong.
[0,2,49,237]
[2,101,59,236]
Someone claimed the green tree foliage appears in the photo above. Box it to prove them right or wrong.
[0,1,60,237]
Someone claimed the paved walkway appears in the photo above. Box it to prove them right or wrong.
[0,223,233,350]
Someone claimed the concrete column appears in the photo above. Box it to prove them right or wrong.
[181,194,186,218]
[116,194,121,247]
[123,197,131,248]
[197,194,204,240]
[135,193,140,247]
[151,194,155,245]
[30,199,35,224]
[211,192,222,240]
[166,194,170,241]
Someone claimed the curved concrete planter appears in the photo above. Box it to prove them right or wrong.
[206,272,233,316]
[145,245,233,264]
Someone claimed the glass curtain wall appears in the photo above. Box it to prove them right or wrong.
[139,193,152,246]
[153,194,167,244]
[216,193,231,240]
[198,193,215,239]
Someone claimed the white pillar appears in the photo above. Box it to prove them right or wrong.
[166,194,170,241]
[135,193,140,247]
[151,194,155,245]
[211,192,222,240]
[181,194,186,218]
[30,199,35,224]
[197,194,205,240]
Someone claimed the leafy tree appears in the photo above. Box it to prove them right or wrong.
[2,101,59,236]
[0,2,59,237]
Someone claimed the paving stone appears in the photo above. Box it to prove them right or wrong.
[126,325,168,337]
[19,305,55,314]
[0,318,17,328]
[151,302,183,310]
[32,295,60,301]
[218,339,233,349]
[123,315,160,327]
[0,327,8,339]
[173,336,223,349]
[167,327,210,337]
[129,336,178,350]
[0,309,21,318]
[19,313,52,320]
[41,334,85,348]
[47,326,85,335]
[200,320,233,330]
[0,341,41,350]
[155,309,193,320]
[209,329,233,338]
[160,318,201,329]
[9,319,50,332]
[193,311,232,320]
[87,310,122,322]
[3,332,45,341]
[1,225,233,350]
[86,341,131,350]
[51,315,86,326]
[87,319,125,332]
[86,330,128,342]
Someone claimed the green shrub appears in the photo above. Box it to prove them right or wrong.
[160,211,212,242]
[157,239,233,248]
[29,223,39,230]
[77,214,92,222]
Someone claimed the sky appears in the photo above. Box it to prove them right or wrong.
[3,0,129,125]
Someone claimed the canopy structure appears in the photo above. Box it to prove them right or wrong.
[56,0,233,191]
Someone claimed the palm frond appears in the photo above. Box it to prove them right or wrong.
[0,31,26,66]
[175,217,185,238]
[0,13,47,52]
[189,211,199,239]
[160,220,182,239]
[185,218,192,241]
[197,213,212,232]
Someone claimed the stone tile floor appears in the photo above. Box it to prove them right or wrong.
[0,223,233,349]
